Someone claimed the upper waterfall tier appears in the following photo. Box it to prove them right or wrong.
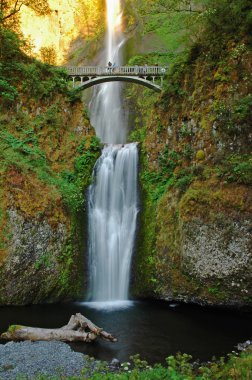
[89,0,127,144]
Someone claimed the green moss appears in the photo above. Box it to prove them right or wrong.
[216,154,252,185]
[34,253,53,270]
[132,191,157,297]
[196,150,206,161]
[8,324,22,333]
[0,24,102,304]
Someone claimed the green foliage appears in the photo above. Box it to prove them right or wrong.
[196,150,206,161]
[74,136,101,185]
[0,28,69,106]
[174,174,193,192]
[34,253,53,270]
[160,50,190,100]
[19,63,68,100]
[0,78,18,104]
[28,347,252,379]
[182,144,194,160]
[0,28,24,61]
[7,324,22,333]
[0,131,47,170]
[134,0,202,64]
[0,0,50,25]
[129,126,146,143]
[233,94,252,124]
[179,123,193,138]
[141,169,173,201]
[68,89,83,104]
[216,155,252,185]
[0,26,100,217]
[58,240,75,289]
[201,0,252,39]
[214,95,252,136]
[142,145,196,201]
[0,129,100,213]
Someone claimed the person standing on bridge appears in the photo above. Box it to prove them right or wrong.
[108,61,112,73]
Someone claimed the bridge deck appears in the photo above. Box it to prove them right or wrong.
[66,66,166,77]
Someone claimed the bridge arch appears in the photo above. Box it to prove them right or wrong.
[74,76,162,93]
[66,66,166,94]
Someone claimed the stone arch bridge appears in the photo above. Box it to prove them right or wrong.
[66,66,166,93]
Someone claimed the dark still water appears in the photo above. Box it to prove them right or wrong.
[0,300,251,364]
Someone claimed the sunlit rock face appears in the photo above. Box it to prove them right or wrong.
[20,0,104,65]
[20,0,78,64]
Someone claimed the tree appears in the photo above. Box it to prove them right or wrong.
[139,0,204,16]
[40,46,57,65]
[0,0,51,24]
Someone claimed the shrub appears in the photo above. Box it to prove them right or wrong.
[217,155,252,185]
[0,78,18,104]
[196,150,206,161]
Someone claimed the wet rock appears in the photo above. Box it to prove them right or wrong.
[237,340,252,351]
[110,358,121,370]
[0,208,80,305]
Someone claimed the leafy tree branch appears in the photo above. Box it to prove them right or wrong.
[0,0,51,23]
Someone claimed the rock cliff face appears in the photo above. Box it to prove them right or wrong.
[131,37,252,307]
[20,0,105,64]
[1,209,68,304]
[151,184,252,306]
[0,61,100,304]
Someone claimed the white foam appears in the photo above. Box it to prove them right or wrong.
[80,300,135,311]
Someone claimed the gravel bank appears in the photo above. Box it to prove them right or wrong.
[0,341,99,379]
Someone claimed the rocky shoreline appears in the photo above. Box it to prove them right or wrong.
[0,341,102,380]
[0,339,251,380]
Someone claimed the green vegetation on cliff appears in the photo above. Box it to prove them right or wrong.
[0,24,101,304]
[129,0,252,306]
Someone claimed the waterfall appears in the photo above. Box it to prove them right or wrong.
[88,144,138,301]
[87,0,138,303]
[89,0,127,144]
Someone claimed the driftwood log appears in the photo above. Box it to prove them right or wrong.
[1,313,117,343]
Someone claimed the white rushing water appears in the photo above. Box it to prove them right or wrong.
[88,0,139,302]
[89,0,127,144]
[88,144,138,301]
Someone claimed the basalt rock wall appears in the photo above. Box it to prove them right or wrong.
[131,35,252,307]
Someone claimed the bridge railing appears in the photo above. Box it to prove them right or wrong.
[66,66,167,77]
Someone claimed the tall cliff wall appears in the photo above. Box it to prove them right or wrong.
[130,11,252,307]
[0,32,101,304]
[20,0,105,65]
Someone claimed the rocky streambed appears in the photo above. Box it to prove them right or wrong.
[0,341,103,379]
[0,339,252,380]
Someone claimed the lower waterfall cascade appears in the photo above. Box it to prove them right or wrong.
[88,144,138,302]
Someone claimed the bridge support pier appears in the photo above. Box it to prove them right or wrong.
[72,77,75,88]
